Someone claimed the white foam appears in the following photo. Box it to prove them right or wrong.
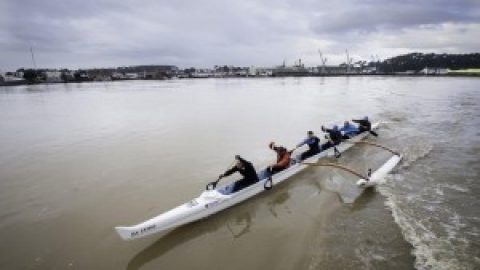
[438,184,469,193]
[399,142,434,169]
[434,186,444,196]
[379,187,474,270]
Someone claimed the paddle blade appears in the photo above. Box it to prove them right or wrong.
[334,147,342,158]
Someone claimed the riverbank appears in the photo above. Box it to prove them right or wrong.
[2,73,479,88]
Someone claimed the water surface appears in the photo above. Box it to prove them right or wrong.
[0,77,479,269]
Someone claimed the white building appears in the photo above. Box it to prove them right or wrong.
[248,66,273,77]
[111,72,124,79]
[248,66,257,77]
[0,72,26,84]
[124,73,139,79]
[235,69,248,77]
[191,69,213,78]
[45,70,63,82]
[419,67,449,75]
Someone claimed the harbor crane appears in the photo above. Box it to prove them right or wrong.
[318,50,327,73]
[345,49,353,73]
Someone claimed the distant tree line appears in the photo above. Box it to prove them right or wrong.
[374,53,480,72]
[10,53,480,83]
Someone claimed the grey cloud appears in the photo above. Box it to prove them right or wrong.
[1,0,479,70]
[308,0,480,35]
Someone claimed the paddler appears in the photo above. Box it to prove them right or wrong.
[339,121,359,139]
[218,155,259,192]
[321,125,342,157]
[267,142,291,174]
[352,116,378,136]
[321,125,342,147]
[295,131,321,161]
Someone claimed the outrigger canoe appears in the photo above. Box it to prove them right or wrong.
[115,123,401,240]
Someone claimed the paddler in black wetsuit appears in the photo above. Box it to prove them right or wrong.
[321,125,342,157]
[218,155,259,193]
[352,116,378,136]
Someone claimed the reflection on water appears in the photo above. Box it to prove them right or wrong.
[126,184,292,270]
[266,191,291,218]
[126,222,219,270]
[226,211,252,238]
[349,188,376,212]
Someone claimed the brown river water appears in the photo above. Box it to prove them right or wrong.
[0,77,479,270]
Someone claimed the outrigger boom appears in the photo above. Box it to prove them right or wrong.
[115,123,402,240]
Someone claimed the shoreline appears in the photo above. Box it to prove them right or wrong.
[1,73,479,87]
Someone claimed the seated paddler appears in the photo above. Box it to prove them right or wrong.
[295,131,321,161]
[321,125,342,149]
[267,142,291,174]
[218,155,259,193]
[339,121,359,139]
[352,116,371,133]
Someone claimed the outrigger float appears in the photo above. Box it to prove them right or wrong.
[115,123,402,240]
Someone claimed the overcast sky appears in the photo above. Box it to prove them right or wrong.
[1,0,479,70]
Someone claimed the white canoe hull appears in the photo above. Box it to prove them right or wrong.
[116,124,383,240]
[356,154,402,187]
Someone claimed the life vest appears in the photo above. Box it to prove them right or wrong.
[273,146,290,169]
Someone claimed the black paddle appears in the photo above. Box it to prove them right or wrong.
[206,176,221,190]
[333,146,342,158]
